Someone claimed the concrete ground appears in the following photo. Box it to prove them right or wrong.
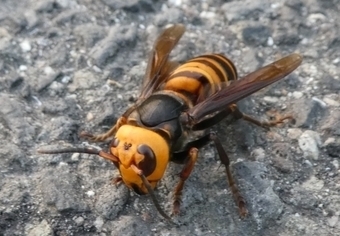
[0,0,339,235]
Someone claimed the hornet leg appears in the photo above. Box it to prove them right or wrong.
[210,132,248,217]
[180,113,248,217]
[230,104,292,129]
[80,117,127,142]
[190,104,292,131]
[172,147,199,215]
[111,176,122,186]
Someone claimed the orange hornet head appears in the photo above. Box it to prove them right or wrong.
[37,124,173,220]
[110,125,170,194]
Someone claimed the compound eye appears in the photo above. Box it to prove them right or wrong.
[137,144,156,177]
[111,137,119,148]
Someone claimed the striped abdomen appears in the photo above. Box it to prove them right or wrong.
[162,54,238,104]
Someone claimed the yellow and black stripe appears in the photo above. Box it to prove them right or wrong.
[163,54,238,104]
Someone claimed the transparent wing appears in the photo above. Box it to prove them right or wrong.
[139,24,185,100]
[187,53,303,121]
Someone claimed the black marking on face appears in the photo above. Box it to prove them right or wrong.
[124,142,132,150]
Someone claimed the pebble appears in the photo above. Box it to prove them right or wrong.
[328,215,339,227]
[73,216,85,226]
[89,25,137,67]
[20,40,32,52]
[251,147,266,162]
[332,160,339,169]
[312,97,327,108]
[242,25,271,46]
[56,0,77,8]
[263,96,279,104]
[287,128,303,140]
[267,36,274,46]
[27,220,53,236]
[292,97,327,128]
[292,91,303,99]
[86,190,95,197]
[298,130,321,160]
[44,66,55,75]
[307,13,327,24]
[19,65,27,71]
[323,137,340,158]
[332,58,340,64]
[302,175,324,191]
[71,153,80,162]
[222,1,269,22]
[61,75,71,84]
[168,0,182,6]
[200,11,216,19]
[94,217,104,231]
[86,112,94,121]
[323,97,340,107]
[303,159,313,167]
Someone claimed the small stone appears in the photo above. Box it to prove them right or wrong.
[327,215,338,227]
[19,65,27,71]
[290,97,326,129]
[24,10,39,29]
[101,0,153,12]
[27,220,53,236]
[307,13,327,24]
[35,0,55,12]
[90,25,137,67]
[287,128,303,140]
[93,65,102,73]
[69,69,98,91]
[74,24,106,48]
[242,25,271,46]
[298,130,321,160]
[303,159,313,167]
[56,0,77,8]
[263,96,279,104]
[20,40,32,52]
[154,8,183,27]
[86,112,94,121]
[111,216,152,235]
[74,216,85,226]
[94,217,104,231]
[86,190,95,197]
[323,138,340,158]
[271,156,294,173]
[0,27,10,38]
[323,97,340,107]
[61,76,71,84]
[44,66,55,75]
[35,71,62,92]
[321,110,340,136]
[272,27,300,46]
[267,36,274,46]
[302,175,324,191]
[251,148,266,162]
[332,58,340,64]
[168,0,182,6]
[200,11,216,19]
[312,97,327,109]
[222,1,269,22]
[332,160,339,169]
[292,91,303,99]
[71,153,80,162]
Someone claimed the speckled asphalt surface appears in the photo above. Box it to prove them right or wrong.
[1,0,340,235]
